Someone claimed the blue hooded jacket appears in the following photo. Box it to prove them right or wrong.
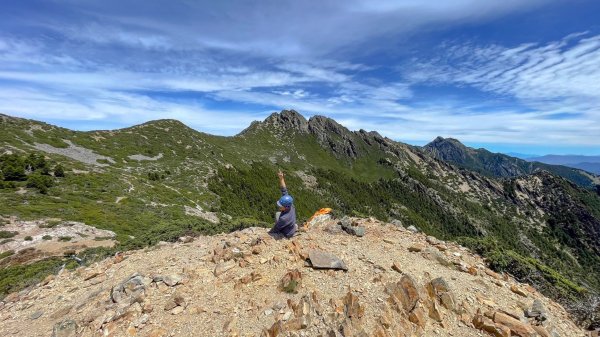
[270,187,296,238]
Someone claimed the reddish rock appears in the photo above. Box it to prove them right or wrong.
[408,304,426,328]
[510,284,528,297]
[147,328,167,337]
[532,325,551,337]
[386,275,420,313]
[408,244,425,252]
[343,291,365,321]
[214,260,236,276]
[485,269,503,280]
[428,301,443,322]
[493,311,537,337]
[280,269,302,294]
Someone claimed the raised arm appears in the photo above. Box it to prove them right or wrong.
[278,170,287,190]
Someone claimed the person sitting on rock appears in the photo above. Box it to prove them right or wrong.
[269,170,297,239]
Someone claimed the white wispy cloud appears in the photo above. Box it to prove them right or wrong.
[406,33,600,113]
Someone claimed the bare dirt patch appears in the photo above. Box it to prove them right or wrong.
[34,140,115,166]
[184,205,219,223]
[128,153,163,161]
[0,217,116,265]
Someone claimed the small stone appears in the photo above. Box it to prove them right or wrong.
[133,314,149,327]
[147,328,168,337]
[29,310,43,320]
[264,309,273,316]
[163,274,183,287]
[127,326,137,336]
[407,225,419,233]
[340,220,366,237]
[83,271,102,281]
[51,305,73,319]
[436,245,448,251]
[525,299,547,321]
[280,269,302,294]
[282,311,292,321]
[391,262,402,273]
[178,236,194,243]
[171,306,184,315]
[52,319,78,337]
[408,244,425,252]
[214,260,236,276]
[143,303,154,313]
[423,248,452,266]
[164,300,178,311]
[383,238,397,244]
[426,236,440,245]
[485,269,503,280]
[510,284,528,297]
[430,277,450,294]
[390,219,403,228]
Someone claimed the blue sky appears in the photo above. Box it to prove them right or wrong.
[1,1,599,155]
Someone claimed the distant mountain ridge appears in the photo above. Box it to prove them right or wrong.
[528,154,600,165]
[527,155,600,174]
[423,136,599,187]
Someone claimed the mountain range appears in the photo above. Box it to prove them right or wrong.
[424,136,599,186]
[526,155,600,175]
[1,110,599,328]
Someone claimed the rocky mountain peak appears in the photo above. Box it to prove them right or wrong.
[264,109,309,132]
[307,115,360,158]
[424,136,471,163]
[237,110,309,136]
[307,115,350,136]
[427,136,467,149]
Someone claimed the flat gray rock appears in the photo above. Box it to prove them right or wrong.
[30,310,43,320]
[307,250,348,271]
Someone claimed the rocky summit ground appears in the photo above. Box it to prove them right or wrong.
[0,216,585,337]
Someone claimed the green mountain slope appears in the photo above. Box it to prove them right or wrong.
[1,111,599,327]
[423,136,599,187]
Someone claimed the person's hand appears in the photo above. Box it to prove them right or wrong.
[278,170,285,179]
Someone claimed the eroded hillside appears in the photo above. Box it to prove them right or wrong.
[0,217,585,336]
